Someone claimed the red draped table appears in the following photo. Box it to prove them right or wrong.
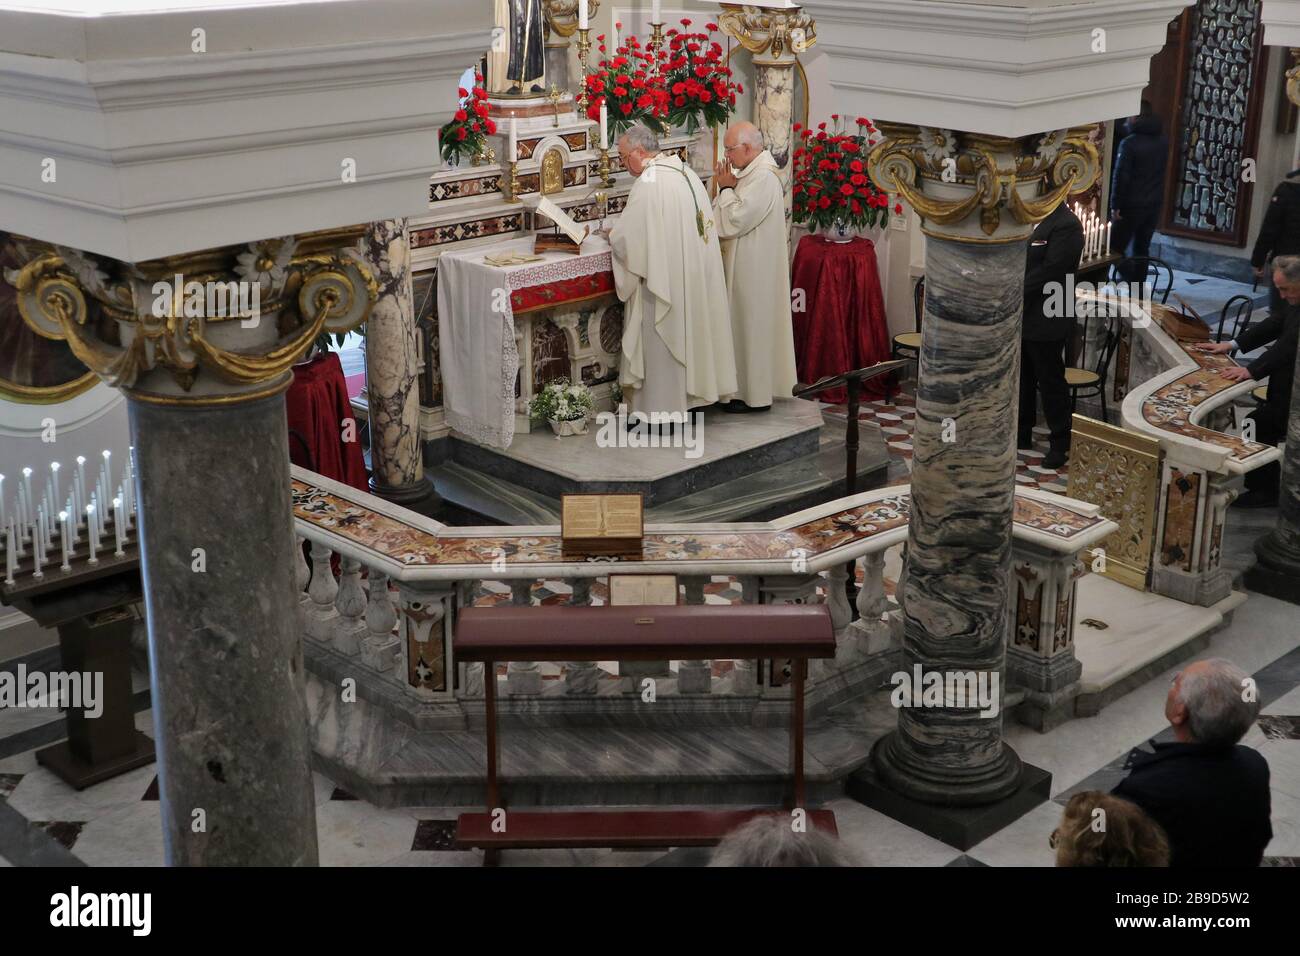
[285,352,369,492]
[791,235,891,403]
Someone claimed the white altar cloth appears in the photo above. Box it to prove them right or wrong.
[436,235,613,448]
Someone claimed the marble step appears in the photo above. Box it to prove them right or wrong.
[429,428,892,527]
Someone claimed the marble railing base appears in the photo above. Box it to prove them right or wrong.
[306,636,468,732]
[1005,647,1083,695]
[1009,682,1082,734]
[1151,566,1234,607]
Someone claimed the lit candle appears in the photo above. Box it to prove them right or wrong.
[578,0,588,30]
[59,510,71,571]
[4,522,14,585]
[113,497,126,557]
[21,468,32,524]
[1105,221,1112,257]
[599,102,608,150]
[101,450,112,502]
[50,461,61,514]
[86,505,99,565]
[75,456,86,522]
[508,117,517,162]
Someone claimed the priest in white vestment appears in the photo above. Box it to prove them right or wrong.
[609,125,737,421]
[713,122,797,411]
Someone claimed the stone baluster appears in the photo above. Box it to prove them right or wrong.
[304,542,339,643]
[294,535,311,629]
[564,577,600,696]
[332,556,367,655]
[730,576,760,696]
[506,580,541,695]
[849,551,897,664]
[361,570,400,673]
[456,578,484,697]
[677,575,712,694]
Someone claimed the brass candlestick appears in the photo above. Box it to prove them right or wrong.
[575,27,593,113]
[504,160,523,202]
[597,146,614,188]
[649,22,665,50]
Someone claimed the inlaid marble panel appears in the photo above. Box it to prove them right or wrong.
[410,213,526,249]
[291,481,1103,570]
[1160,468,1202,571]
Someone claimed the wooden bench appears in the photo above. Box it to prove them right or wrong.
[452,603,838,858]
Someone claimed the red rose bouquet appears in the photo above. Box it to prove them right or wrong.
[792,116,903,235]
[660,20,742,134]
[439,74,496,167]
[584,25,670,136]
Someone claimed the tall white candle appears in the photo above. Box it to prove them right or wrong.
[652,0,661,23]
[1105,221,1112,256]
[113,497,126,557]
[21,468,32,523]
[59,511,71,571]
[86,505,99,564]
[508,117,517,162]
[31,515,44,579]
[0,473,5,530]
[612,23,620,51]
[50,462,61,514]
[16,484,27,538]
[75,456,86,522]
[126,446,135,516]
[578,0,588,30]
[599,102,608,149]
[4,522,14,585]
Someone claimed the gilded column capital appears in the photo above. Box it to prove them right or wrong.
[6,228,377,407]
[718,3,816,67]
[867,124,1100,244]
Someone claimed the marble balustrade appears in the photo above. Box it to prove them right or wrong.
[1112,297,1283,606]
[289,464,1115,730]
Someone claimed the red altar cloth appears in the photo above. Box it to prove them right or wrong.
[791,235,891,403]
[285,352,369,492]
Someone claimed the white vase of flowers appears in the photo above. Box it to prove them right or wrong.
[527,379,594,437]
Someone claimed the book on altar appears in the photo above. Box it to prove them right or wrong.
[525,194,589,254]
[561,493,643,556]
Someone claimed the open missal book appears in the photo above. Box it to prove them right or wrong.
[561,493,643,556]
[525,194,590,254]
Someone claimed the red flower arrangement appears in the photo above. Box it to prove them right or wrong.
[439,74,496,166]
[792,117,902,235]
[660,20,742,134]
[584,25,670,136]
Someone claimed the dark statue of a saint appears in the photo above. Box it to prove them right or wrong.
[490,0,546,95]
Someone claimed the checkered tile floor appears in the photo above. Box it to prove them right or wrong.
[828,391,1071,494]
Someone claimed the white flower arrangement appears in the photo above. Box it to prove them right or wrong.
[528,378,594,425]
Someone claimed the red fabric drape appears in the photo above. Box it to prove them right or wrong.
[285,352,369,492]
[791,235,891,403]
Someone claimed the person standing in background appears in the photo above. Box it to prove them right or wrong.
[1250,161,1300,317]
[1110,101,1169,284]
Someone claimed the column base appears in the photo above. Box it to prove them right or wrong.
[1244,530,1300,605]
[870,729,1024,807]
[370,474,441,517]
[848,746,1051,851]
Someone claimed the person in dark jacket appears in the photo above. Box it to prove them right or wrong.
[1196,254,1300,507]
[1113,658,1272,868]
[1020,201,1085,469]
[1110,102,1169,284]
[1250,165,1300,316]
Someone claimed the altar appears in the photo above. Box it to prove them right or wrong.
[436,235,621,448]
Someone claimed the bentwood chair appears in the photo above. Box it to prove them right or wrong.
[1216,294,1255,344]
[1111,256,1174,305]
[887,275,924,401]
[1066,307,1121,421]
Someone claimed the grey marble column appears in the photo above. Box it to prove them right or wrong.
[871,236,1026,804]
[131,394,318,865]
[1246,338,1300,603]
[363,219,439,515]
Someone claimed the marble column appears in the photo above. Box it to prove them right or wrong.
[362,219,439,516]
[1247,58,1300,604]
[719,4,816,221]
[11,229,377,864]
[866,126,1099,805]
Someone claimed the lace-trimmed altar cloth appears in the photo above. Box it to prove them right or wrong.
[435,235,614,448]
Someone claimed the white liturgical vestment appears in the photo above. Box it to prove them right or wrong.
[610,152,737,416]
[713,150,797,407]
